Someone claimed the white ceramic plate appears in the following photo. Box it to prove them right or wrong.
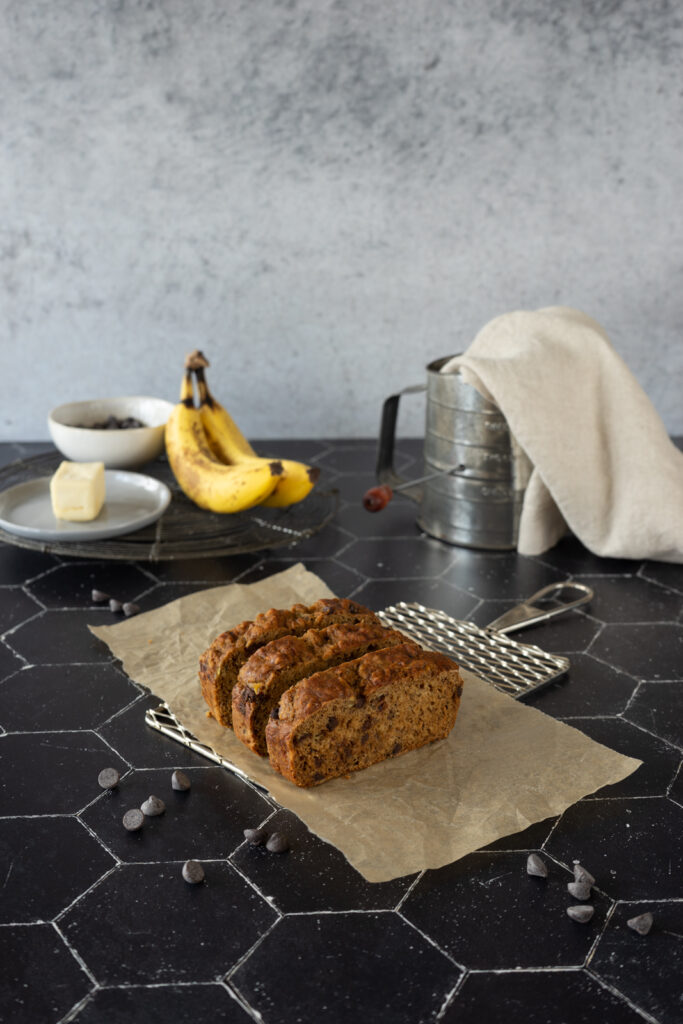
[0,470,172,542]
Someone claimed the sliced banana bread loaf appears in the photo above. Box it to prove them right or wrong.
[265,642,464,787]
[233,621,408,756]
[199,598,377,727]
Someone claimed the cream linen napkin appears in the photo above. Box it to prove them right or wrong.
[441,306,683,562]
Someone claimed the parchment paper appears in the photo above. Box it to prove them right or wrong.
[90,563,641,882]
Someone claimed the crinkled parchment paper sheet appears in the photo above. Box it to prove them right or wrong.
[90,563,640,883]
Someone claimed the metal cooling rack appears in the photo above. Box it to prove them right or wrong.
[0,451,337,560]
[144,703,270,794]
[376,602,569,697]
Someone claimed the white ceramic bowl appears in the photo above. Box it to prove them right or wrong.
[48,396,175,469]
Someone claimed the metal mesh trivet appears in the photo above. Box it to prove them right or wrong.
[144,703,270,793]
[377,602,569,697]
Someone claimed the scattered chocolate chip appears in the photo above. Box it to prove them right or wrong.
[97,767,120,790]
[141,795,165,816]
[566,905,594,923]
[182,860,205,884]
[243,827,268,845]
[122,602,140,617]
[526,853,548,878]
[122,808,144,832]
[109,598,123,613]
[265,832,289,854]
[171,770,191,791]
[573,862,596,886]
[568,881,592,901]
[91,589,110,603]
[627,912,654,935]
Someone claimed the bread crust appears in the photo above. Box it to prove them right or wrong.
[198,598,377,727]
[265,643,464,787]
[232,621,407,756]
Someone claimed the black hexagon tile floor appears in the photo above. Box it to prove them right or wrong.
[1,923,91,1024]
[25,561,154,609]
[0,663,140,731]
[0,441,681,1024]
[0,816,115,923]
[60,861,279,986]
[81,766,272,863]
[230,912,463,1024]
[401,850,612,971]
[71,984,254,1023]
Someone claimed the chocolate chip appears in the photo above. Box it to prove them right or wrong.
[182,860,205,884]
[266,832,289,853]
[568,881,592,901]
[141,795,165,816]
[90,415,145,430]
[122,602,140,617]
[627,912,654,935]
[122,808,144,832]
[326,716,338,731]
[243,827,268,845]
[566,905,594,923]
[109,598,123,613]
[97,767,120,790]
[526,853,548,878]
[91,589,110,603]
[573,861,595,886]
[171,770,191,791]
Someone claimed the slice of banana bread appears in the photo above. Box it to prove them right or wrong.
[233,621,408,756]
[199,598,378,727]
[265,643,464,787]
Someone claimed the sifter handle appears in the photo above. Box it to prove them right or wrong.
[375,384,426,504]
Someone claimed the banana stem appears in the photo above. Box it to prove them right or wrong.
[193,366,215,410]
[180,370,196,407]
[185,350,210,371]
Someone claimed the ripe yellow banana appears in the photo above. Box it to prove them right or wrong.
[191,360,258,463]
[165,371,283,514]
[189,352,319,507]
[260,459,320,507]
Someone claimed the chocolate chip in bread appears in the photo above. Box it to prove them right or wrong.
[265,643,464,787]
[199,598,378,727]
[233,620,408,756]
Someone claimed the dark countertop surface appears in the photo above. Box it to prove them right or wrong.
[0,440,681,1024]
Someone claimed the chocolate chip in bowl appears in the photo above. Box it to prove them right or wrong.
[48,396,174,469]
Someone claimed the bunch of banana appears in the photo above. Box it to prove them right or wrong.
[187,350,320,508]
[165,369,284,513]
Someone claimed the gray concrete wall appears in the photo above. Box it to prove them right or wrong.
[2,0,682,441]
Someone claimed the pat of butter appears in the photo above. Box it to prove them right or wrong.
[50,461,106,522]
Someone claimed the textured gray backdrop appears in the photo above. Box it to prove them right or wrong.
[2,0,682,442]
